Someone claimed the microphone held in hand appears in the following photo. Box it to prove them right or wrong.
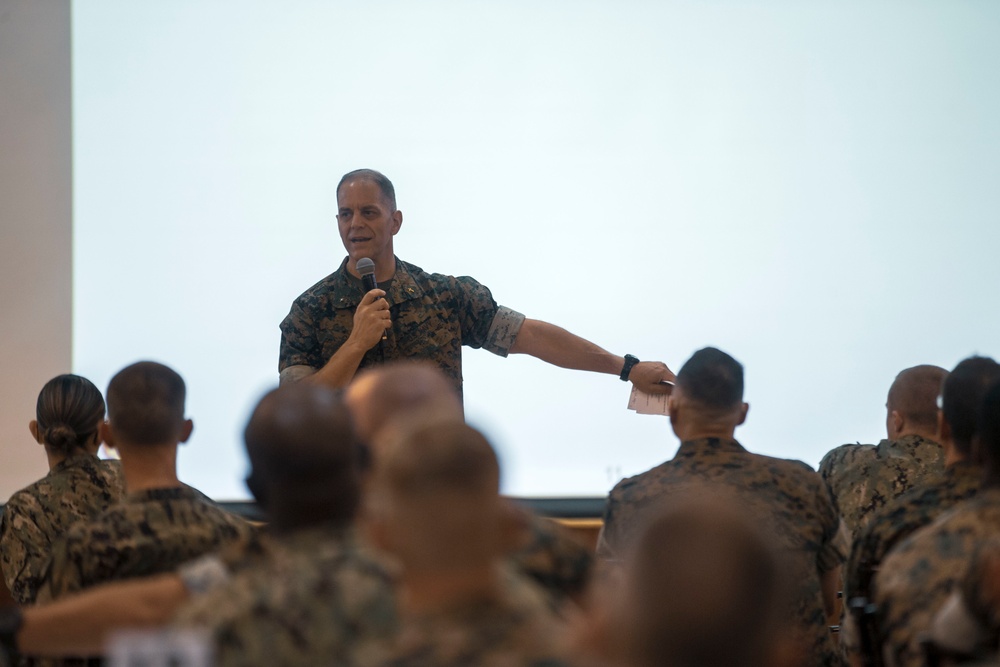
[356,257,388,343]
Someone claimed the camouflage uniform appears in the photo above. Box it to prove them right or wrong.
[35,486,254,602]
[375,568,568,667]
[599,438,848,667]
[818,435,946,538]
[874,487,1000,667]
[279,257,524,398]
[172,524,397,667]
[0,453,124,604]
[509,513,592,607]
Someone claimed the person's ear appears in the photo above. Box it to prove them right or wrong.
[391,209,403,235]
[100,421,116,449]
[890,410,904,438]
[737,402,749,425]
[28,420,43,445]
[179,419,194,444]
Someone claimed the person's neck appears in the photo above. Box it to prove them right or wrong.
[672,422,738,442]
[894,428,939,443]
[943,440,969,467]
[347,254,397,284]
[119,442,182,493]
[398,561,502,616]
[44,442,101,472]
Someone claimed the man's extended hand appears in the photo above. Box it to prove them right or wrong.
[348,289,391,350]
[628,361,676,395]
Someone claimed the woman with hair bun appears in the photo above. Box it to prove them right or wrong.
[0,374,124,604]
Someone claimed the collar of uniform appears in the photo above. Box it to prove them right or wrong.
[47,451,101,476]
[876,433,941,459]
[675,437,747,456]
[328,256,426,309]
[126,485,201,503]
[946,459,983,483]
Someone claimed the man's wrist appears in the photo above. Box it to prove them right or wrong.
[620,354,640,381]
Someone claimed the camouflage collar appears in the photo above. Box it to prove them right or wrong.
[947,459,983,482]
[876,434,942,459]
[326,256,426,309]
[676,437,747,455]
[48,451,102,476]
[126,485,202,503]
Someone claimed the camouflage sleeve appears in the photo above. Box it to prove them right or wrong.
[814,479,849,574]
[278,299,324,373]
[0,493,50,604]
[447,275,509,352]
[34,524,89,602]
[483,306,525,357]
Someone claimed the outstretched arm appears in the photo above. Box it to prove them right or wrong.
[508,318,674,394]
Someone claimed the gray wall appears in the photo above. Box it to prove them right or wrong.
[0,0,73,497]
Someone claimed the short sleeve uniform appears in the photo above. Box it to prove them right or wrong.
[279,257,524,398]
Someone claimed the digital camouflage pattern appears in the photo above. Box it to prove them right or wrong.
[0,453,124,604]
[374,567,568,667]
[598,438,848,667]
[818,435,946,539]
[173,524,397,667]
[874,488,1000,667]
[35,486,254,601]
[509,513,593,606]
[841,461,982,662]
[279,257,524,399]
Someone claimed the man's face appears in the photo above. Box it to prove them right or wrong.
[337,178,402,269]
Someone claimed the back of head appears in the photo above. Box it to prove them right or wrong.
[35,374,105,456]
[614,498,787,667]
[942,356,1000,457]
[345,361,463,447]
[675,347,744,411]
[244,383,364,526]
[106,361,186,445]
[337,168,397,210]
[977,380,1000,486]
[375,419,501,570]
[887,365,949,433]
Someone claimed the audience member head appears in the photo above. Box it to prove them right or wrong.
[104,361,191,448]
[602,497,797,667]
[29,374,105,462]
[337,168,397,211]
[669,347,748,440]
[976,380,1000,487]
[885,365,949,440]
[939,356,1000,460]
[244,383,365,530]
[344,361,463,457]
[368,419,514,577]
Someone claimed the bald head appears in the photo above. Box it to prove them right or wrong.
[244,383,364,526]
[614,498,788,667]
[887,365,948,437]
[344,361,463,446]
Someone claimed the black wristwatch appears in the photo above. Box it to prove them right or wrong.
[0,605,23,658]
[620,354,640,381]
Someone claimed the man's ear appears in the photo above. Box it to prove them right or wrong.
[737,402,749,425]
[28,420,43,445]
[179,419,194,444]
[100,421,116,449]
[890,410,904,438]
[391,209,403,235]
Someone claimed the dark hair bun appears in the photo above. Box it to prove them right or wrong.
[45,424,81,455]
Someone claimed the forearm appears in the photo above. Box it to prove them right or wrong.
[509,319,621,374]
[18,574,188,656]
[303,337,372,388]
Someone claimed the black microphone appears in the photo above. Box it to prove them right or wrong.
[356,257,388,344]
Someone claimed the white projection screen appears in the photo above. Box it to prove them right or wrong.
[70,1,1000,500]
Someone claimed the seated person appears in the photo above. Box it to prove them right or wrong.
[365,419,569,666]
[0,374,124,604]
[819,364,949,539]
[34,361,253,603]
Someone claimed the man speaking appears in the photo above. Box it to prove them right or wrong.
[279,169,673,399]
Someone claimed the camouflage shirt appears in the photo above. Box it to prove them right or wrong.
[0,453,124,604]
[279,257,524,398]
[508,513,593,607]
[173,524,397,667]
[599,438,848,667]
[375,568,568,667]
[818,434,946,539]
[874,487,1000,667]
[35,486,254,601]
